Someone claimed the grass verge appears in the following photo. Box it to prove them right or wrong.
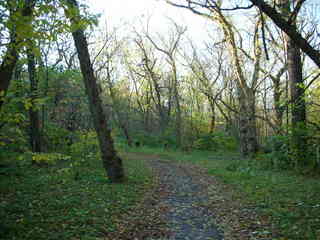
[0,151,152,240]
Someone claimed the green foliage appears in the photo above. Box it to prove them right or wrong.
[44,124,73,153]
[193,132,237,151]
[30,152,71,165]
[134,131,177,148]
[0,79,29,159]
[260,135,290,170]
[70,131,99,159]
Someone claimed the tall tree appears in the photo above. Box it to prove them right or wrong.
[27,46,42,153]
[278,0,306,167]
[64,0,125,182]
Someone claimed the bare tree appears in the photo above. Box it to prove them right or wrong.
[93,27,134,147]
[145,22,187,147]
[185,40,226,133]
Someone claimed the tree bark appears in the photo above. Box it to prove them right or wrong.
[288,39,306,166]
[209,99,215,134]
[27,49,42,153]
[238,88,259,156]
[278,0,307,167]
[65,0,124,182]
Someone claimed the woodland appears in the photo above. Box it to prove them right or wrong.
[1,0,320,239]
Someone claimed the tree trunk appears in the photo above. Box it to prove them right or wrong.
[107,80,133,147]
[27,49,42,153]
[273,79,284,131]
[238,88,259,156]
[209,99,215,134]
[279,0,306,167]
[172,62,182,147]
[0,0,35,110]
[287,39,306,166]
[65,0,124,182]
[0,40,18,110]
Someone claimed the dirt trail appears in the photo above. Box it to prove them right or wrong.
[119,153,275,240]
[148,159,223,240]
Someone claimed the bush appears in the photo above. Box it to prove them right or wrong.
[133,131,177,148]
[43,124,73,152]
[70,131,99,160]
[193,132,237,151]
[260,135,290,169]
[30,152,71,165]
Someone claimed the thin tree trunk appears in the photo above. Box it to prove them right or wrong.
[273,79,284,131]
[65,0,124,182]
[172,62,182,147]
[209,99,215,134]
[27,49,42,153]
[108,82,133,147]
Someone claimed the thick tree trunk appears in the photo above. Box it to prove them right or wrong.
[279,0,306,167]
[287,40,306,166]
[238,89,259,156]
[27,50,42,153]
[66,0,124,182]
[0,43,18,110]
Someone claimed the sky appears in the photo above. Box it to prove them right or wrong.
[86,0,211,41]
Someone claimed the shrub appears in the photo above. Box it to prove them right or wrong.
[133,131,177,148]
[43,124,73,152]
[32,152,71,165]
[193,132,237,151]
[70,131,99,160]
[260,135,290,169]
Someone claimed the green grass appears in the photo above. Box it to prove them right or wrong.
[130,146,320,239]
[0,151,152,240]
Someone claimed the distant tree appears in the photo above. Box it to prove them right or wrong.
[145,22,187,147]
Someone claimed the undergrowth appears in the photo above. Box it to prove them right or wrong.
[0,150,152,240]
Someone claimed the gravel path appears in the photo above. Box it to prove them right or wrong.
[149,160,223,240]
